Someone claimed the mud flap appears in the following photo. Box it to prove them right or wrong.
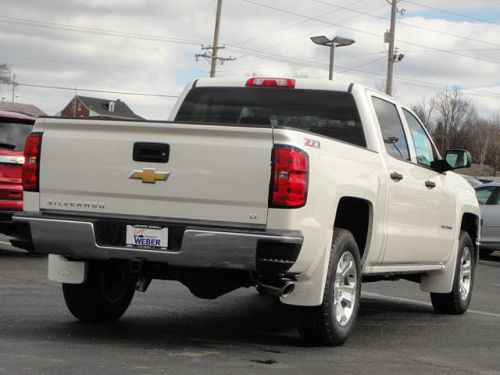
[48,254,87,284]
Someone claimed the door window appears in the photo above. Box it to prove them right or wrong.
[403,109,437,167]
[372,97,410,161]
[476,187,496,205]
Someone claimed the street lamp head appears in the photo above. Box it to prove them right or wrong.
[310,35,332,46]
[332,36,355,47]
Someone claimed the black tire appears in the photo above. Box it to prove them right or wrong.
[298,228,361,346]
[431,231,475,315]
[62,261,137,322]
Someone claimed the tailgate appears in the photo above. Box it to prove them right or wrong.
[38,119,273,225]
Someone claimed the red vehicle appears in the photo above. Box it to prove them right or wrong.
[0,110,35,234]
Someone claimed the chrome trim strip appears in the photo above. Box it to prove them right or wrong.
[0,155,24,165]
[14,215,303,270]
[38,210,267,230]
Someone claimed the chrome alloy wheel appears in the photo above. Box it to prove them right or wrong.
[459,247,472,301]
[333,252,358,327]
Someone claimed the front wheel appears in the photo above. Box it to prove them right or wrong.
[298,228,361,346]
[431,231,475,314]
[62,261,137,322]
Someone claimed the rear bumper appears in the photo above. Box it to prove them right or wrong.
[12,213,303,272]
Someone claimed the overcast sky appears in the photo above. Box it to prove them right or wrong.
[0,0,499,119]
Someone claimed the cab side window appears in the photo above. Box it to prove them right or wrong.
[403,109,437,167]
[372,97,410,161]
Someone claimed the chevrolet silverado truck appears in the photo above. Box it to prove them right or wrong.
[12,77,480,346]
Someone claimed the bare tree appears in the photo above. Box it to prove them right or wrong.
[0,64,12,85]
[413,96,436,130]
[431,87,475,154]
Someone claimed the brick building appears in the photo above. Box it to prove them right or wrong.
[59,95,143,120]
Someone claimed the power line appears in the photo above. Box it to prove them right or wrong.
[220,44,500,99]
[2,55,207,74]
[404,0,500,26]
[338,56,386,73]
[17,82,179,98]
[234,1,386,61]
[238,0,500,65]
[234,0,368,46]
[0,16,206,46]
[312,0,500,48]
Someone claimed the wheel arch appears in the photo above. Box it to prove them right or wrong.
[460,212,480,263]
[333,196,373,264]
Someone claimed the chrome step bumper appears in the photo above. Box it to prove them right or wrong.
[13,213,303,271]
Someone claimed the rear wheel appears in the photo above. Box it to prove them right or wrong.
[62,261,137,322]
[431,231,475,314]
[298,228,361,346]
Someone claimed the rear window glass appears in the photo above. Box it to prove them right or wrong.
[0,122,33,150]
[175,87,366,148]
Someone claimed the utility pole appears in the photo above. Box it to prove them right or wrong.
[195,0,235,77]
[11,74,16,103]
[385,0,398,96]
[210,0,223,78]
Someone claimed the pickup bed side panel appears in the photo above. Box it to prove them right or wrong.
[38,119,273,226]
[268,129,385,306]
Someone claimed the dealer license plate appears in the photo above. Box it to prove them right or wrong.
[125,225,168,249]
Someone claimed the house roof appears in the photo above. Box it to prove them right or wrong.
[0,102,47,118]
[0,110,36,123]
[76,95,143,120]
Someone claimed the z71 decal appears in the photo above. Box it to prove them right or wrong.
[304,138,321,149]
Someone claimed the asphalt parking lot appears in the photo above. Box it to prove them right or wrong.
[0,243,499,375]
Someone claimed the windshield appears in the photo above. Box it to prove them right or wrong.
[0,121,33,150]
[175,87,366,148]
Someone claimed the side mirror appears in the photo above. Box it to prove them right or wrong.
[445,149,472,169]
[431,149,472,173]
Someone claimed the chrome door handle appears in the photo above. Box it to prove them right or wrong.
[425,180,436,189]
[390,172,403,181]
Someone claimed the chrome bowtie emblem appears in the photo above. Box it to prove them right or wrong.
[128,168,170,183]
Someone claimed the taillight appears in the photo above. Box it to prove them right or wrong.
[270,146,308,208]
[22,132,43,192]
[246,77,295,88]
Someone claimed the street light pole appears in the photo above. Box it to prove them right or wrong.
[311,35,355,81]
[329,44,335,80]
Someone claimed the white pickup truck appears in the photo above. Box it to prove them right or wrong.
[13,77,480,346]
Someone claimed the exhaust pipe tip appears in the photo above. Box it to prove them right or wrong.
[281,281,295,298]
[257,281,296,298]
